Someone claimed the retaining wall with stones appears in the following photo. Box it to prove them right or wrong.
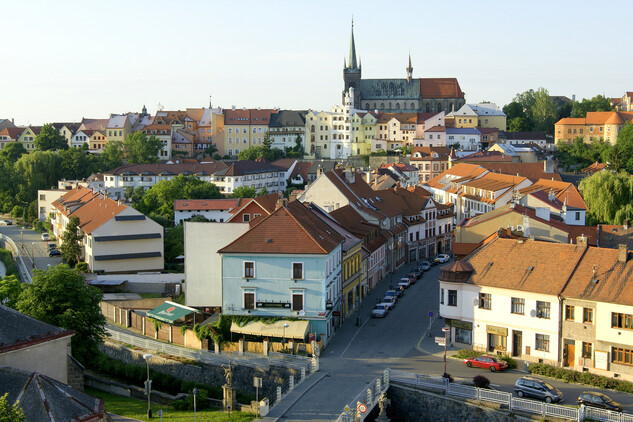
[100,342,295,402]
[387,384,540,422]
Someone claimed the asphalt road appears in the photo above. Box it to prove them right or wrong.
[0,217,63,272]
[276,260,633,420]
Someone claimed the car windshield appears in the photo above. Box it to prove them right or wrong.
[543,382,555,390]
[491,357,504,363]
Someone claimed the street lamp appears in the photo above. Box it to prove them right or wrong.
[283,323,289,348]
[20,228,23,249]
[31,242,35,268]
[442,326,450,374]
[143,353,152,418]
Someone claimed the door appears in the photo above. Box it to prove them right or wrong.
[565,342,575,367]
[512,331,522,357]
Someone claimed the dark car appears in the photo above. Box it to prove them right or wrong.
[578,391,623,412]
[47,242,57,250]
[514,377,563,403]
[48,248,61,257]
[418,261,432,271]
[463,355,508,372]
[409,269,422,279]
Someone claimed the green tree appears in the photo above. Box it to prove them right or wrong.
[124,132,162,164]
[16,264,106,364]
[0,393,25,422]
[570,95,614,118]
[164,224,184,263]
[61,216,82,267]
[0,142,26,161]
[579,171,633,225]
[615,122,633,173]
[257,187,268,197]
[230,186,257,198]
[34,123,69,151]
[59,148,93,181]
[502,101,526,121]
[262,132,272,150]
[507,117,531,132]
[0,275,23,308]
[14,151,63,203]
[99,140,124,170]
[530,88,557,134]
[203,144,218,157]
[285,134,305,158]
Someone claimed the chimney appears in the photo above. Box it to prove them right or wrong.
[619,244,628,263]
[366,170,371,184]
[275,198,288,210]
[344,165,355,184]
[317,165,323,178]
[544,159,554,173]
[576,235,587,246]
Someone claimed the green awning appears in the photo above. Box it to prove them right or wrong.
[146,301,200,324]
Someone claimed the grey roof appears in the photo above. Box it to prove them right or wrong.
[104,162,228,176]
[360,79,420,100]
[308,160,339,175]
[0,305,72,352]
[107,114,128,128]
[214,160,284,177]
[268,110,307,128]
[0,367,104,422]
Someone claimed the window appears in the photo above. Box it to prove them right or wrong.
[537,301,550,319]
[565,305,575,321]
[39,194,45,200]
[612,312,633,329]
[478,293,491,310]
[583,307,593,323]
[292,291,304,311]
[244,262,254,278]
[575,212,580,221]
[535,334,550,352]
[511,297,525,315]
[448,290,457,306]
[582,342,592,358]
[242,214,250,222]
[243,291,255,310]
[440,288,444,305]
[292,262,303,279]
[612,347,633,365]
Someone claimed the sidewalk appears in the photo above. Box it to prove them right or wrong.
[259,371,330,422]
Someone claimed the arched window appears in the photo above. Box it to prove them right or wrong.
[425,103,430,112]
[380,103,385,109]
[389,102,392,109]
[365,103,370,109]
[411,103,415,109]
[396,103,401,110]
[437,103,442,112]
[373,102,377,109]
[311,125,315,132]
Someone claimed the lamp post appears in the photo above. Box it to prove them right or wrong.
[31,242,35,268]
[20,228,24,250]
[283,322,289,350]
[193,387,197,422]
[143,353,152,418]
[442,326,450,374]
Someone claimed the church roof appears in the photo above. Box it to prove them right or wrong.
[419,78,464,99]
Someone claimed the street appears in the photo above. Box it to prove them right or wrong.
[0,218,63,272]
[273,260,633,420]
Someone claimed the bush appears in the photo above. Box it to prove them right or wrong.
[500,354,518,369]
[473,375,490,389]
[75,262,89,273]
[442,372,454,383]
[529,362,633,393]
[455,349,481,360]
[0,249,19,277]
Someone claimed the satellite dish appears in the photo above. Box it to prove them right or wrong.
[299,310,305,316]
[530,309,537,317]
[472,298,479,307]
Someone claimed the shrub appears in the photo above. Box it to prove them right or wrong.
[455,349,480,360]
[500,355,517,369]
[473,375,490,389]
[75,262,89,273]
[442,372,454,383]
[529,362,633,392]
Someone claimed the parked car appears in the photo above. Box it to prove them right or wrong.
[41,233,50,241]
[418,261,432,271]
[371,304,389,318]
[463,355,508,372]
[514,377,563,403]
[405,274,418,284]
[577,391,623,412]
[48,248,61,257]
[0,219,12,226]
[382,295,396,310]
[434,254,451,263]
[47,242,57,250]
[409,269,422,279]
[398,278,412,288]
[385,288,404,300]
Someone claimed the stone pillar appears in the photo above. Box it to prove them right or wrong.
[142,317,146,336]
[301,367,306,382]
[214,342,220,354]
[239,338,244,355]
[169,326,173,343]
[289,375,294,391]
[289,340,294,354]
[222,385,237,412]
[263,338,269,356]
[312,355,319,372]
[276,386,282,403]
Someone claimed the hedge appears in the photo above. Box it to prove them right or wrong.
[529,363,633,393]
[0,249,18,277]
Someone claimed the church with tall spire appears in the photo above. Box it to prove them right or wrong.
[342,21,465,114]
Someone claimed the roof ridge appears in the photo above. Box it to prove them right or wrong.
[284,203,329,254]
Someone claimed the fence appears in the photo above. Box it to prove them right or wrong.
[106,327,315,375]
[0,233,32,283]
[389,369,633,422]
[336,369,390,422]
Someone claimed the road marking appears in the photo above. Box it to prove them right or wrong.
[416,314,438,353]
[340,317,371,357]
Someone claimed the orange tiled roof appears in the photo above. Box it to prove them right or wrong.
[53,187,127,234]
[480,162,561,182]
[519,179,586,210]
[419,78,464,99]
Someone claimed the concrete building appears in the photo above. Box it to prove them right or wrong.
[555,111,633,145]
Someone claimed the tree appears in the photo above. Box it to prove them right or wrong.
[0,275,22,308]
[614,122,633,173]
[238,145,285,161]
[124,132,162,164]
[530,88,557,134]
[262,132,272,151]
[285,134,305,159]
[0,142,26,161]
[230,186,257,198]
[570,95,614,118]
[502,101,526,121]
[579,171,633,225]
[203,144,218,157]
[257,187,268,197]
[0,393,25,422]
[34,123,68,151]
[61,216,82,267]
[16,264,106,364]
[59,148,93,181]
[99,140,124,170]
[507,117,531,132]
[14,151,63,203]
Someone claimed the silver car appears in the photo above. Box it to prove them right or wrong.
[382,296,396,310]
[371,304,388,318]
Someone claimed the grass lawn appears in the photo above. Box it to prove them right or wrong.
[86,388,255,422]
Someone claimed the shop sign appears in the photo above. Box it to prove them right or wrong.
[256,302,290,308]
[450,319,473,330]
[486,325,508,336]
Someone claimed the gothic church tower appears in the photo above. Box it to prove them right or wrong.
[342,20,361,106]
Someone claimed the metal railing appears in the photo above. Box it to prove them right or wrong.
[0,233,32,283]
[106,328,313,374]
[389,369,633,422]
[336,369,390,422]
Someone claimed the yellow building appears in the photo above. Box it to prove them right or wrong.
[555,111,633,145]
[223,108,277,157]
[18,126,41,151]
[305,110,332,158]
[449,105,478,128]
[106,114,133,143]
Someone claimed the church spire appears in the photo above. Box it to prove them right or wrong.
[348,18,358,70]
[406,53,413,82]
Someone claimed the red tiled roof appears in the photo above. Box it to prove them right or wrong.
[519,179,586,210]
[419,78,464,99]
[219,201,344,254]
[480,162,561,182]
[53,187,127,234]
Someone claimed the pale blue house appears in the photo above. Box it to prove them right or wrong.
[219,201,344,345]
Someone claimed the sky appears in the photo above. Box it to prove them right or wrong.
[2,0,632,126]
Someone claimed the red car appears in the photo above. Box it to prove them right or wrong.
[464,355,508,372]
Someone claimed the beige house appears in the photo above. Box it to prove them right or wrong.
[51,187,164,273]
[0,305,75,386]
[18,126,41,151]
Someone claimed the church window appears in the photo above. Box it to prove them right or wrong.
[411,103,415,109]
[396,103,401,110]
[437,104,442,112]
[381,103,385,109]
[373,103,377,109]
[426,103,430,112]
[389,102,392,109]
[324,144,327,149]
[365,103,370,109]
